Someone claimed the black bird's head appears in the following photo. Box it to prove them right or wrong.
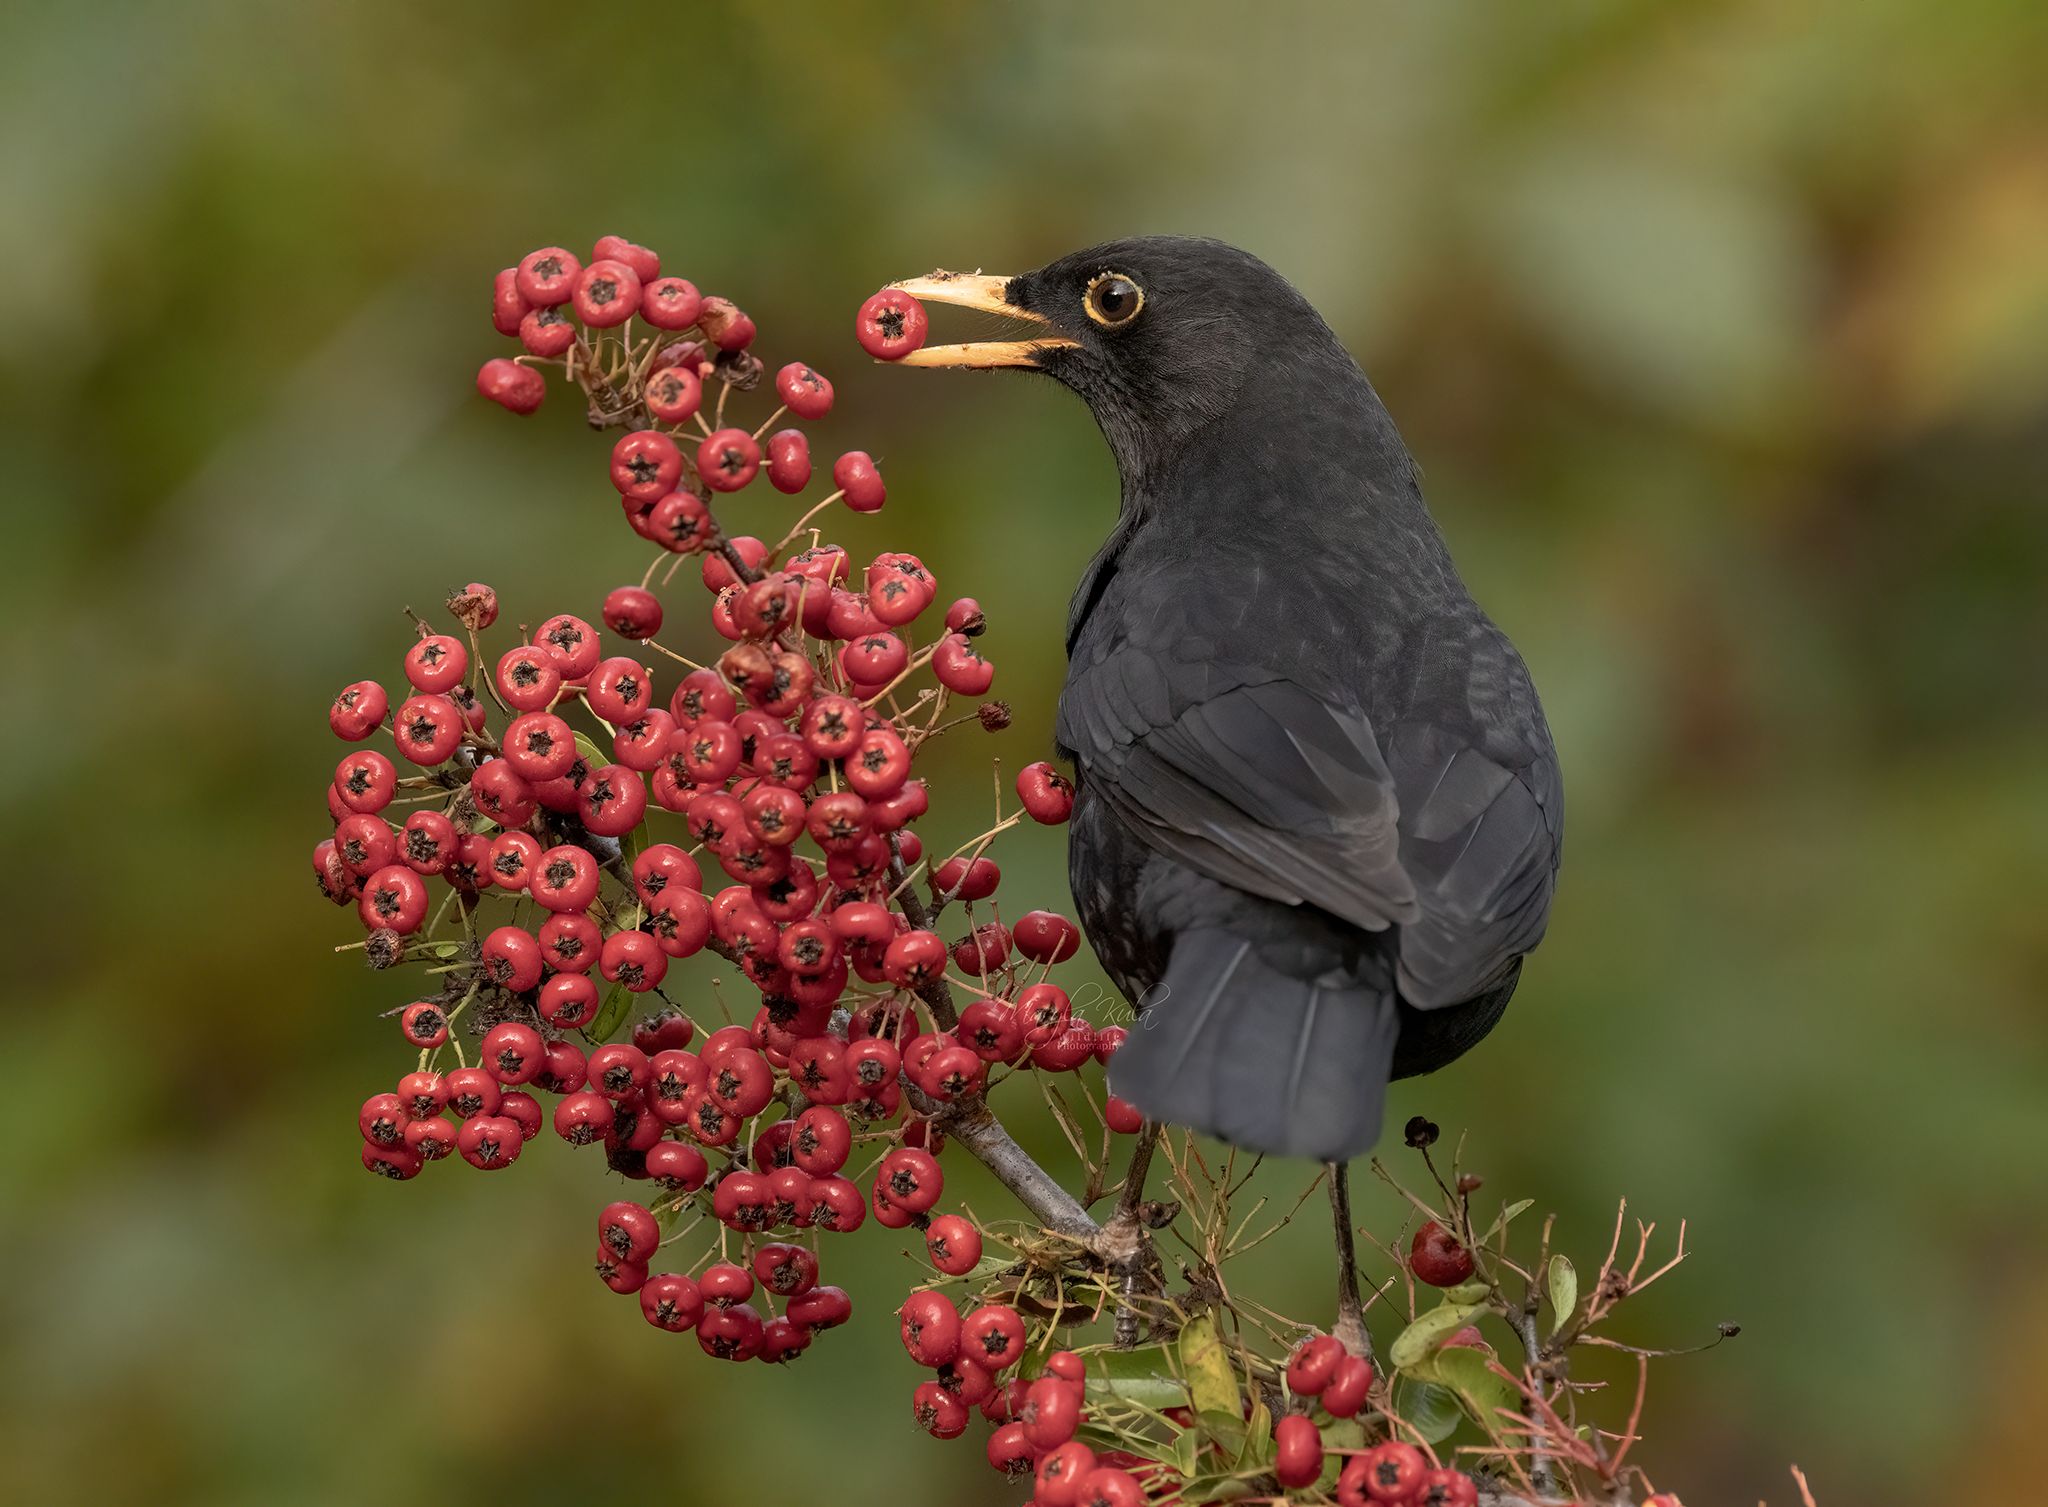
[889,237,1360,484]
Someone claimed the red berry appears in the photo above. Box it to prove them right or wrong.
[476,358,544,414]
[932,632,994,695]
[765,428,811,493]
[1104,1096,1144,1134]
[987,1422,1034,1478]
[899,1289,962,1366]
[1018,761,1076,823]
[588,1043,652,1100]
[393,693,462,765]
[855,288,929,360]
[519,305,576,357]
[494,645,561,712]
[831,450,885,512]
[698,296,755,351]
[480,925,544,991]
[696,428,761,492]
[481,1021,545,1085]
[925,1214,983,1276]
[611,430,683,502]
[591,234,659,281]
[838,631,907,690]
[845,727,910,798]
[579,763,647,837]
[646,1140,708,1192]
[1416,1468,1481,1507]
[751,1241,819,1298]
[553,1090,614,1146]
[456,1114,522,1169]
[1034,1439,1095,1507]
[1410,1221,1476,1287]
[402,1116,454,1162]
[330,680,388,741]
[1287,1333,1346,1396]
[361,1141,422,1180]
[913,1379,968,1439]
[358,865,428,934]
[535,1039,588,1095]
[595,1248,648,1294]
[1020,1376,1083,1449]
[961,1304,1026,1370]
[531,844,599,913]
[642,362,702,423]
[333,814,396,879]
[882,930,946,988]
[1014,909,1082,964]
[442,1067,501,1120]
[1076,1467,1145,1507]
[774,361,834,418]
[573,259,642,327]
[642,276,702,329]
[601,585,663,642]
[515,246,581,306]
[399,1000,448,1049]
[1359,1441,1428,1502]
[334,749,397,814]
[533,613,600,679]
[1274,1414,1325,1489]
[599,1199,660,1263]
[640,1271,703,1333]
[358,1092,407,1146]
[395,1070,447,1121]
[492,267,527,335]
[933,855,999,901]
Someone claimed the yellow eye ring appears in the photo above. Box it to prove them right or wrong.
[1084,272,1144,328]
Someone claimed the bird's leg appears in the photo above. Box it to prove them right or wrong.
[1327,1160,1376,1364]
[1094,1120,1166,1348]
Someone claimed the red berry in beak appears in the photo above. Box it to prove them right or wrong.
[856,288,929,360]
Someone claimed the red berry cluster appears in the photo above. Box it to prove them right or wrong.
[1279,1336,1480,1505]
[911,1337,1165,1507]
[326,234,1150,1380]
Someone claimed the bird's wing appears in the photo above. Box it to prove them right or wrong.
[1060,647,1419,935]
[1383,623,1564,1008]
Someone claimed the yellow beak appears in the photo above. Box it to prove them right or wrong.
[884,272,1078,368]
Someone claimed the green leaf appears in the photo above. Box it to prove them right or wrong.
[586,981,633,1043]
[1197,1408,1247,1462]
[1434,1347,1523,1441]
[1445,1280,1492,1304]
[1389,1301,1486,1371]
[621,818,651,869]
[1171,1426,1205,1478]
[1482,1198,1534,1244]
[573,731,608,769]
[1389,1375,1463,1445]
[1179,1312,1240,1420]
[1547,1255,1578,1335]
[1177,1474,1257,1505]
[1235,1399,1273,1471]
[1317,1418,1365,1488]
[1083,1346,1189,1410]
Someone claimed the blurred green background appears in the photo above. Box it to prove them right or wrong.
[4,2,2046,1504]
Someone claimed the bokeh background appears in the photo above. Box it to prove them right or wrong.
[4,2,2045,1504]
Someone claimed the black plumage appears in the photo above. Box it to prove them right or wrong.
[905,238,1563,1161]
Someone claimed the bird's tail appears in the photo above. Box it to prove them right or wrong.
[1107,928,1400,1161]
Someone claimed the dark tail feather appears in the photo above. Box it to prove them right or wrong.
[1107,929,1399,1161]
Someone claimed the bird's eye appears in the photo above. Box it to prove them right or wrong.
[1084,273,1144,328]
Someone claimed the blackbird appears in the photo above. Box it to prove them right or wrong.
[889,238,1563,1160]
